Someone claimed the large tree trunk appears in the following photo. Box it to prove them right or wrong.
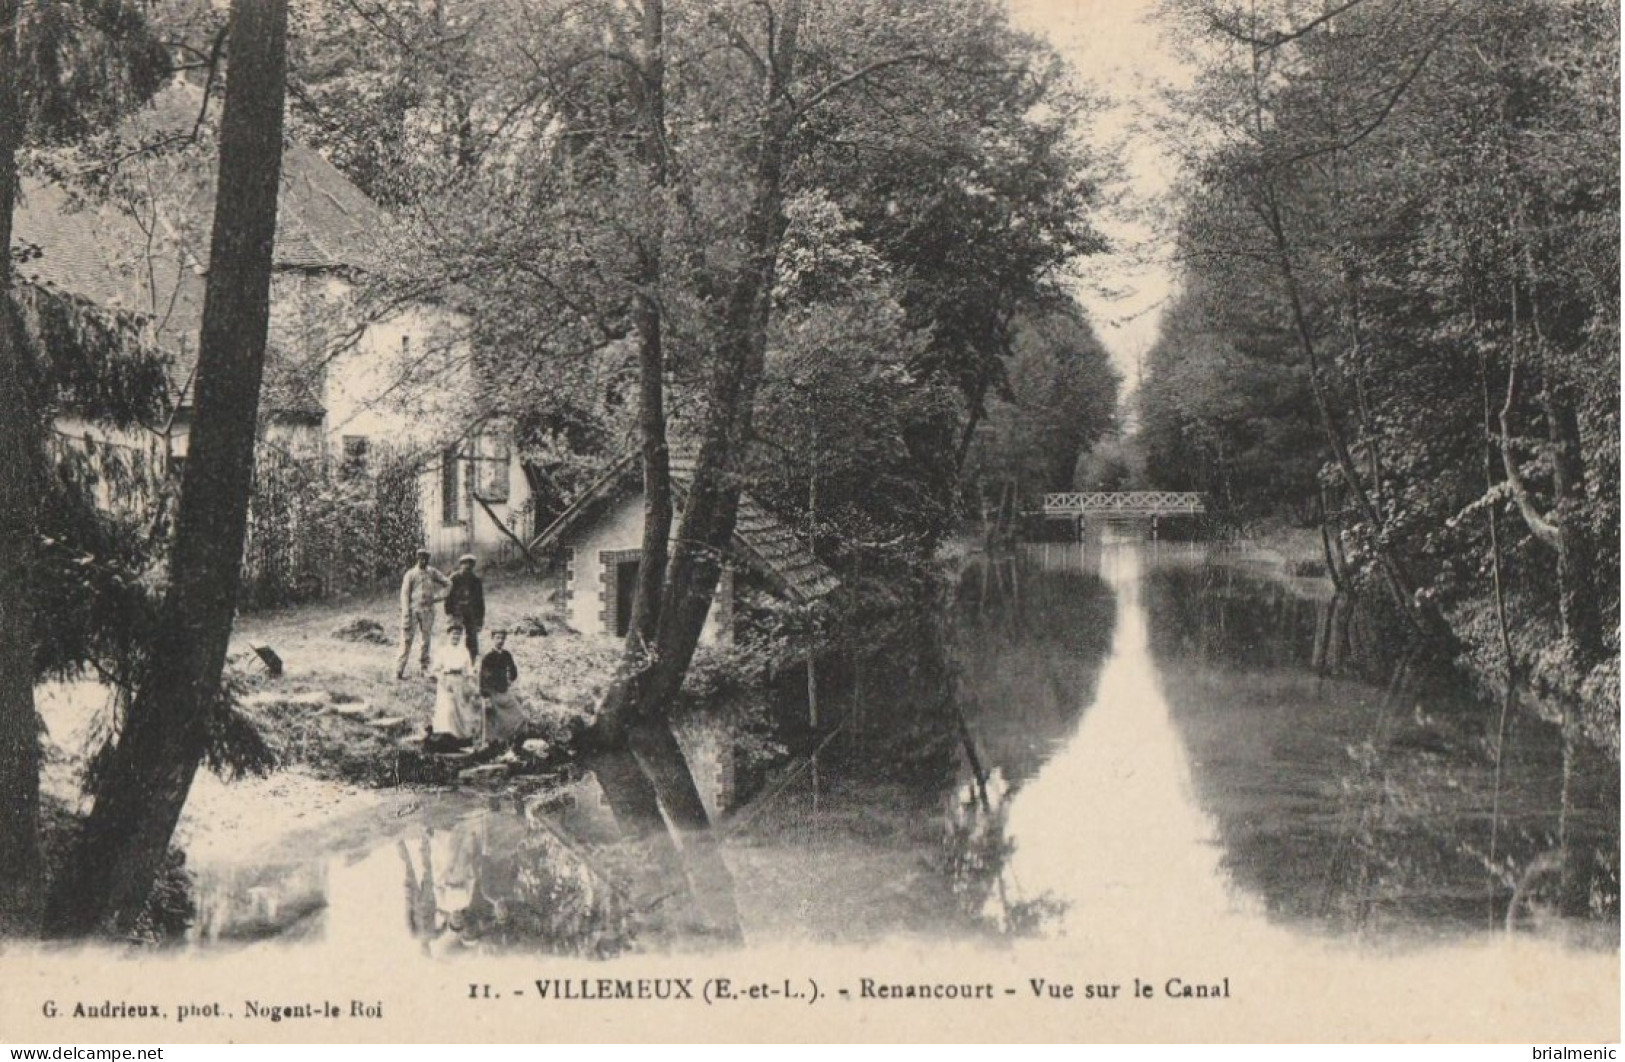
[597,0,803,726]
[0,0,45,936]
[588,0,732,939]
[45,0,289,938]
[1542,383,1604,919]
[587,0,806,947]
[625,0,671,650]
[636,2,802,718]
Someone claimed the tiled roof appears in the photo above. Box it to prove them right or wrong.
[11,177,205,329]
[121,82,388,272]
[528,450,840,604]
[11,181,323,419]
[669,451,841,602]
[270,141,390,270]
[9,81,393,418]
[12,176,207,395]
[526,451,640,553]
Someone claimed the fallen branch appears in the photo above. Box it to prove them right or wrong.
[471,491,539,571]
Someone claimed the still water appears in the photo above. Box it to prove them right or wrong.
[183,535,1619,956]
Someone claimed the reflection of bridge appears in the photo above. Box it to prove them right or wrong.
[1042,491,1207,517]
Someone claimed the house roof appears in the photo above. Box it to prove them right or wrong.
[528,451,840,605]
[669,451,842,602]
[120,82,389,273]
[9,82,393,417]
[11,183,321,419]
[10,177,205,328]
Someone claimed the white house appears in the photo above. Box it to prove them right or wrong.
[10,83,532,571]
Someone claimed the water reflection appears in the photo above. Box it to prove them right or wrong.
[395,807,634,958]
[995,539,1261,949]
[974,535,1617,949]
[1142,556,1619,942]
[190,863,326,944]
[949,541,1117,933]
[955,541,1116,786]
[188,778,641,956]
[181,536,1616,956]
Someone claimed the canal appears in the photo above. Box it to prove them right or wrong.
[182,535,1619,963]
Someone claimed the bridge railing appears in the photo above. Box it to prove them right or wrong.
[1042,491,1206,515]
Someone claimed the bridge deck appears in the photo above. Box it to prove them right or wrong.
[1043,491,1206,516]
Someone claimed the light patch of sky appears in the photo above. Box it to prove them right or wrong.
[1004,0,1195,394]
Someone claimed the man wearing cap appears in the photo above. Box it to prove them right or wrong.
[397,549,450,679]
[445,553,486,661]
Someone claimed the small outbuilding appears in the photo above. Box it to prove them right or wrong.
[528,451,839,642]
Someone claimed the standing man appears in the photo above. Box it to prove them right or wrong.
[397,548,449,679]
[445,553,486,661]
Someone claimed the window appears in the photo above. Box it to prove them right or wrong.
[440,447,460,526]
[341,435,369,476]
[474,431,511,502]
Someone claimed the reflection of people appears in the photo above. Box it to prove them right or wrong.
[400,837,438,945]
[394,811,632,955]
[479,629,527,742]
[397,549,449,679]
[431,625,482,740]
[397,820,507,953]
[445,554,486,661]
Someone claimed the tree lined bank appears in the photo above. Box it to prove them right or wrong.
[1139,0,1618,758]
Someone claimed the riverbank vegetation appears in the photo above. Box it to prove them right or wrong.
[1138,2,1618,770]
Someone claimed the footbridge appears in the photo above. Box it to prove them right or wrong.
[1042,491,1207,517]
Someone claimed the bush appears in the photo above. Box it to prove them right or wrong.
[241,447,423,609]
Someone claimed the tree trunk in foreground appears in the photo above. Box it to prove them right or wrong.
[46,0,289,938]
[0,0,45,935]
[588,0,807,945]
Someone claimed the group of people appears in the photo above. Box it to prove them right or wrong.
[396,548,535,747]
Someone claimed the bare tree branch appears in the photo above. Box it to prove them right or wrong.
[1276,12,1456,166]
[1207,0,1372,51]
[794,52,943,118]
[1496,354,1562,550]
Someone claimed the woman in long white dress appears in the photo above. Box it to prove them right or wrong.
[431,624,482,740]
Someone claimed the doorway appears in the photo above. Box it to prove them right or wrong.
[614,556,641,637]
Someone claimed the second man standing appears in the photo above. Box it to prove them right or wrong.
[445,553,486,660]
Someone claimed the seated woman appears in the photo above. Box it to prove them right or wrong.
[478,628,529,743]
[430,624,483,742]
